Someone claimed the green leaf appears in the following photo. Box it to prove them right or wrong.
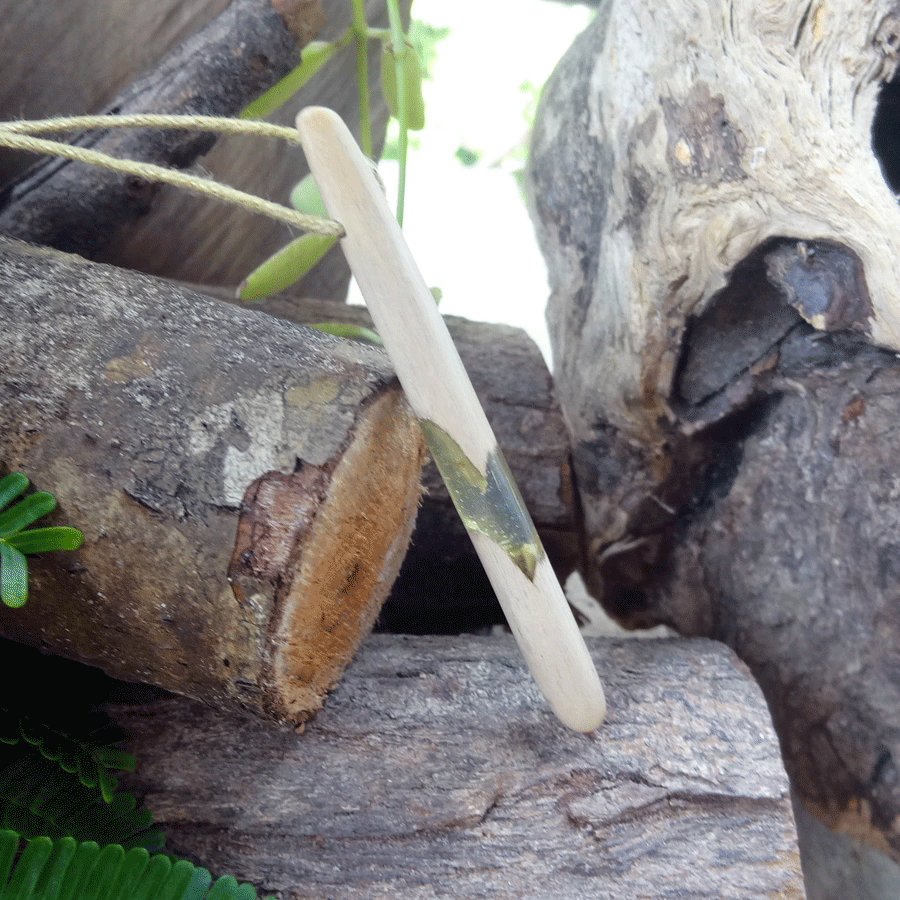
[91,750,135,775]
[106,846,152,900]
[56,840,101,900]
[288,175,328,215]
[129,854,173,900]
[35,837,79,900]
[75,748,96,790]
[96,769,118,806]
[206,877,257,900]
[238,233,337,301]
[80,843,125,900]
[6,528,83,555]
[0,543,28,608]
[157,860,208,900]
[0,494,56,539]
[406,20,450,80]
[5,835,54,900]
[58,741,78,775]
[0,829,18,888]
[308,322,382,345]
[381,42,426,130]
[240,41,341,119]
[0,832,269,900]
[0,474,29,512]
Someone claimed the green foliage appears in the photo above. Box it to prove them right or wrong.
[454,146,481,167]
[238,0,425,297]
[380,41,425,131]
[0,704,274,899]
[406,20,450,80]
[307,322,382,345]
[0,474,83,608]
[0,722,160,851]
[238,175,337,300]
[0,831,267,900]
[1,713,136,804]
[238,232,337,300]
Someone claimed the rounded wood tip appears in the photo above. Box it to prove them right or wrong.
[296,105,341,134]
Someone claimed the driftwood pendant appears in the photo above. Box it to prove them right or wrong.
[297,107,606,732]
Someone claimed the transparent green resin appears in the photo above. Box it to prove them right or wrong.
[418,420,544,581]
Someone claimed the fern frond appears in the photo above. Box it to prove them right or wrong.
[0,832,272,900]
[4,711,135,801]
[0,743,162,851]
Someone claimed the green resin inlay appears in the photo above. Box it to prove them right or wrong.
[418,420,544,580]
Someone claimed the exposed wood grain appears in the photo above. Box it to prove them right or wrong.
[203,289,578,633]
[0,237,424,724]
[109,634,805,899]
[527,0,900,452]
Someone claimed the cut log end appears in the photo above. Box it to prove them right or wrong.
[230,388,426,723]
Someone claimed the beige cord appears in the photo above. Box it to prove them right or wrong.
[0,115,343,237]
[0,114,303,144]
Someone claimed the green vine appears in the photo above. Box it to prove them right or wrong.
[237,0,426,305]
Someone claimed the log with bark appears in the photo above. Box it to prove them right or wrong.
[0,0,408,295]
[525,0,900,891]
[210,290,577,633]
[0,235,577,710]
[105,633,805,899]
[0,237,425,724]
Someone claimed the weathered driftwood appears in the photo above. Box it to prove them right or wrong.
[526,0,900,886]
[527,0,900,451]
[214,290,577,632]
[0,0,406,293]
[0,237,425,724]
[108,633,805,899]
[569,328,900,863]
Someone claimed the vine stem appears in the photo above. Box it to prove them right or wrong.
[385,0,408,225]
[349,0,373,158]
[296,106,606,733]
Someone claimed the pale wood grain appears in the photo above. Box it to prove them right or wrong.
[296,107,605,731]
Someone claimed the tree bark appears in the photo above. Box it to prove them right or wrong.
[0,237,425,724]
[108,633,806,899]
[525,0,900,886]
